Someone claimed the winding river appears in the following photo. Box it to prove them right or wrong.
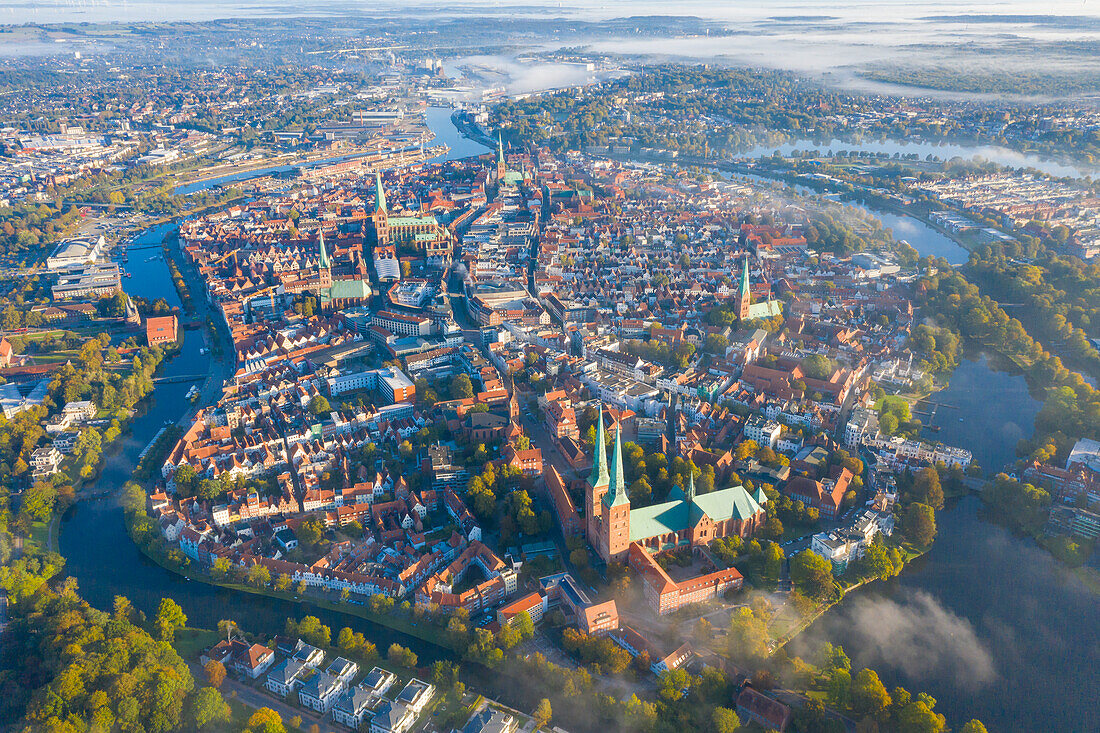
[59,226,452,663]
[58,112,1098,731]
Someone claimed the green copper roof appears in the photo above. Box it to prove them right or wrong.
[686,472,696,502]
[375,172,387,214]
[497,133,504,164]
[627,484,762,543]
[603,425,629,508]
[387,215,437,227]
[752,485,769,505]
[740,256,751,300]
[326,279,371,301]
[746,299,783,320]
[588,408,609,488]
[629,499,689,542]
[693,485,763,523]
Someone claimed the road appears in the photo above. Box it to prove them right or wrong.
[187,662,340,732]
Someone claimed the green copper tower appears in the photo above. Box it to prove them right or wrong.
[588,406,609,487]
[603,424,630,508]
[318,228,330,270]
[374,171,387,213]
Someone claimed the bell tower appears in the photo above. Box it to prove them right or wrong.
[599,423,631,562]
[585,407,610,546]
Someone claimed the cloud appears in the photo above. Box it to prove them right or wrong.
[803,589,997,689]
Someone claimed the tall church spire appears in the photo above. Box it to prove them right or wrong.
[588,407,609,487]
[374,171,387,214]
[604,424,630,507]
[318,229,330,270]
[497,132,505,165]
[740,255,751,300]
[686,471,696,502]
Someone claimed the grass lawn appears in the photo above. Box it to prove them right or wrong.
[174,627,221,660]
[26,520,50,555]
[32,349,82,363]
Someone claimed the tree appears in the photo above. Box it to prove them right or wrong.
[532,698,552,729]
[828,668,852,709]
[790,549,835,599]
[247,563,271,588]
[896,700,946,733]
[903,502,937,547]
[297,516,325,547]
[203,660,226,689]
[764,516,784,540]
[762,541,784,583]
[155,598,187,641]
[450,374,474,399]
[387,643,417,668]
[960,721,989,733]
[245,707,286,733]
[712,707,740,733]
[913,467,944,510]
[191,687,230,728]
[852,668,891,720]
[802,354,835,380]
[308,395,330,415]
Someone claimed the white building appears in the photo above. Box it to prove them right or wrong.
[30,446,63,478]
[810,509,895,573]
[374,246,401,281]
[743,414,782,448]
[46,235,104,271]
[332,687,376,729]
[265,659,307,697]
[845,407,879,448]
[298,671,343,714]
[62,400,97,422]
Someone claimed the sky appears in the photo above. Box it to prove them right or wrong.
[4,1,1100,97]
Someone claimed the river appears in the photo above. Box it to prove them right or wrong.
[58,230,452,664]
[917,353,1041,474]
[424,106,493,162]
[793,496,1100,732]
[62,136,1091,731]
[796,354,1100,732]
[172,107,487,196]
[726,170,971,265]
[735,137,1094,180]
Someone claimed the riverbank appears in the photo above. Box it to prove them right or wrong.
[773,543,929,651]
[122,500,458,654]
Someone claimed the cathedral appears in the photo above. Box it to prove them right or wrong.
[585,409,768,563]
[313,229,372,312]
[737,255,783,321]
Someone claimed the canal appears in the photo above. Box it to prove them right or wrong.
[58,229,453,663]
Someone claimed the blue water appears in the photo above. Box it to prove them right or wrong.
[424,106,493,162]
[863,207,969,266]
[919,353,1040,474]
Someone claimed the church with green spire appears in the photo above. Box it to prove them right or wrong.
[493,132,525,188]
[313,228,373,312]
[737,255,783,321]
[365,169,450,265]
[584,404,768,563]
